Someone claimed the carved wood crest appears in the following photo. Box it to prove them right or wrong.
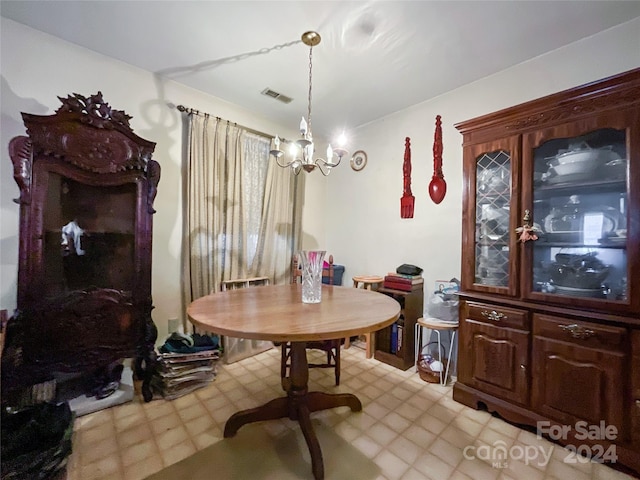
[56,92,132,130]
[21,92,156,175]
[10,93,159,213]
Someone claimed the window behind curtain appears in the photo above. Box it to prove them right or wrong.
[242,133,269,266]
[183,114,302,316]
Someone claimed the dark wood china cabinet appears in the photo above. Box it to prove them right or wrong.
[454,68,640,475]
[1,92,160,404]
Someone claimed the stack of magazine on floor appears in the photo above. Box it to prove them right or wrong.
[151,332,221,400]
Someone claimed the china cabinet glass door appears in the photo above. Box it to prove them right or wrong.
[524,126,629,305]
[463,137,519,296]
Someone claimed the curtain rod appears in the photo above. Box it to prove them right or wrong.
[176,104,287,143]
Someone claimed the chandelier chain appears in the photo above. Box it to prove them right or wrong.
[307,45,313,137]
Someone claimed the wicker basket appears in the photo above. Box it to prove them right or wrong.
[417,354,448,384]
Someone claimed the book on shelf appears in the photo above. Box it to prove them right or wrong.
[390,323,398,354]
[383,280,414,292]
[387,272,423,280]
[383,277,424,290]
[384,274,424,285]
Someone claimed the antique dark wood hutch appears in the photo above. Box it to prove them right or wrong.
[1,92,160,403]
[454,69,640,475]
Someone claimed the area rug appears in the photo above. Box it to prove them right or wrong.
[145,419,380,480]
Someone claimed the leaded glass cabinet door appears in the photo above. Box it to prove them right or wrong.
[462,137,519,296]
[522,118,634,314]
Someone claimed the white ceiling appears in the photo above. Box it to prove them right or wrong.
[2,1,640,140]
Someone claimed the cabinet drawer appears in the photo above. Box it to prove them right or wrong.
[533,314,627,351]
[465,302,529,330]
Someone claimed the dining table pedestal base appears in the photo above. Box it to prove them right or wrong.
[223,342,362,480]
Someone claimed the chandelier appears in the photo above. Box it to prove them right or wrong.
[269,31,348,176]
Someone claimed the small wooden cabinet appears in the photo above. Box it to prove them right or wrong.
[458,302,529,406]
[1,92,160,404]
[531,314,626,433]
[374,285,423,370]
[454,69,640,475]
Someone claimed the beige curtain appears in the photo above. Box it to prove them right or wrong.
[183,113,303,310]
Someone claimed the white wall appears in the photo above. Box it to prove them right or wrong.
[324,18,640,307]
[0,17,324,343]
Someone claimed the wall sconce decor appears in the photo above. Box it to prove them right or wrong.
[350,150,368,171]
[401,137,415,218]
[428,115,447,204]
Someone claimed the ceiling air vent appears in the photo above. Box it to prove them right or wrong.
[261,88,293,104]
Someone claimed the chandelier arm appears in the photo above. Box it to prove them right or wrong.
[275,154,302,169]
[315,159,332,176]
[316,156,342,169]
[313,158,333,177]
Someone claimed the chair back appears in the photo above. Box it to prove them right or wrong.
[283,254,340,384]
[290,253,335,285]
[217,276,272,364]
[220,276,270,292]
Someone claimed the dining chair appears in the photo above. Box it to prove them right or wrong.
[280,253,343,385]
[218,276,272,363]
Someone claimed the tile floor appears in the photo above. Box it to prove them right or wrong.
[66,346,636,480]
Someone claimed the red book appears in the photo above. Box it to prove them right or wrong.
[383,280,414,291]
[387,272,423,280]
[384,275,424,285]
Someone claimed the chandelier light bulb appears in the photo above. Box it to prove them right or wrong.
[274,135,280,150]
[300,116,308,136]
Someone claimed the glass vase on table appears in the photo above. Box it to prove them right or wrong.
[299,250,326,303]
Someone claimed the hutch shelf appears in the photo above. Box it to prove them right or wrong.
[374,285,423,370]
[454,68,640,476]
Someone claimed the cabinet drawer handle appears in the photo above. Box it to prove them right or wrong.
[481,310,507,322]
[558,324,594,339]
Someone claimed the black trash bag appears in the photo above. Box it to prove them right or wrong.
[1,401,74,480]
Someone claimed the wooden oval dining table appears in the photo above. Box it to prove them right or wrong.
[187,283,401,480]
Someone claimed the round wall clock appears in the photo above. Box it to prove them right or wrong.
[350,150,368,171]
